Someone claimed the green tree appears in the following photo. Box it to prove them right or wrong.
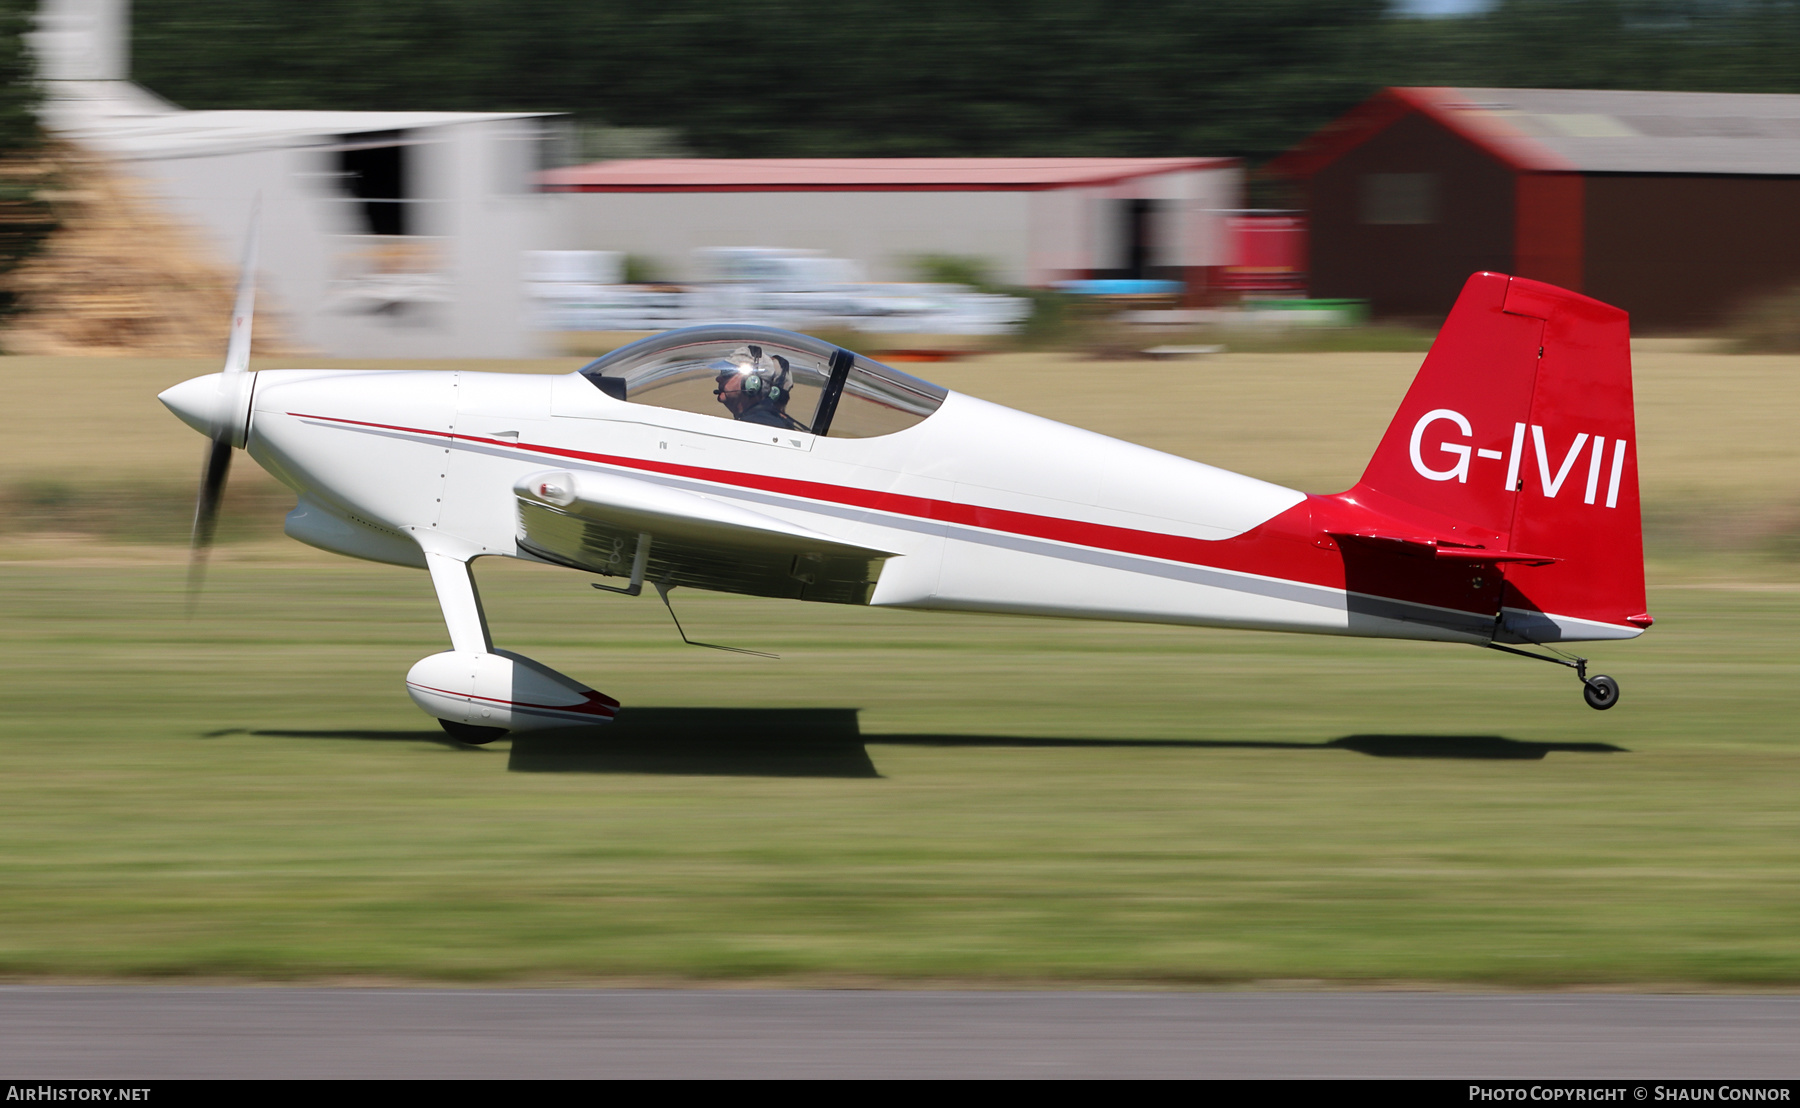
[1381,1,1800,95]
[133,0,1389,162]
[0,0,51,321]
[0,0,37,151]
[130,0,1800,164]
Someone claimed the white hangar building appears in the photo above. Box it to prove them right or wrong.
[540,157,1243,293]
[32,0,560,357]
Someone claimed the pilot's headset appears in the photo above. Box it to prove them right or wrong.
[715,344,790,404]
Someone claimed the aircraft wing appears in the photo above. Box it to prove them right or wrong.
[514,468,896,605]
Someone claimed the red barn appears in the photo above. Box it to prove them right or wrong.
[1272,87,1800,329]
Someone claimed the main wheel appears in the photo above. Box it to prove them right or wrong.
[439,719,509,744]
[1582,675,1620,711]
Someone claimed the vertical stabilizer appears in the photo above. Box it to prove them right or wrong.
[1345,272,1648,641]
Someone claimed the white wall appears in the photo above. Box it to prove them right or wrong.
[31,0,128,82]
[1086,166,1243,272]
[1174,165,1242,268]
[129,144,342,354]
[128,119,559,358]
[554,164,1241,286]
[556,189,1037,285]
[1025,187,1087,283]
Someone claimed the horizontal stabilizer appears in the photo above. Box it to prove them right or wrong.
[1326,531,1559,567]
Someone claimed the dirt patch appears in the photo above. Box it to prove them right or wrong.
[0,146,294,356]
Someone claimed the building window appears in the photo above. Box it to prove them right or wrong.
[1361,173,1438,225]
[1118,198,1160,279]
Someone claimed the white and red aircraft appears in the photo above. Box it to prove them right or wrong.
[161,248,1649,743]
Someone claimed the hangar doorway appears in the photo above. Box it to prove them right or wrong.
[1095,198,1171,281]
[338,131,412,237]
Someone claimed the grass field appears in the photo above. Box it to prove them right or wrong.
[0,346,1796,987]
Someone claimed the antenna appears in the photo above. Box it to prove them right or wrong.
[653,581,777,659]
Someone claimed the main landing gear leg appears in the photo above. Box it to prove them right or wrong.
[1484,642,1620,710]
[422,552,505,742]
[407,551,621,740]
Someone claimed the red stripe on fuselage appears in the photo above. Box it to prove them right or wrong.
[290,411,1493,616]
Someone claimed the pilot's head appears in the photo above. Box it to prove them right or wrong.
[712,345,789,416]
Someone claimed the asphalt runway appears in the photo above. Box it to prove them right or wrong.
[2,988,1796,1079]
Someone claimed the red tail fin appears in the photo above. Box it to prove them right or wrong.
[1345,272,1647,641]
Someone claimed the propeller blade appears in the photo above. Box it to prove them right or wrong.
[220,194,259,382]
[188,197,259,612]
[186,437,233,609]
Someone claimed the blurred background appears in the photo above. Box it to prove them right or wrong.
[0,0,1796,362]
[1,0,1795,559]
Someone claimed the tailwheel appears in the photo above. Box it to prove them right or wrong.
[1582,675,1620,711]
[1484,642,1623,711]
[439,719,509,744]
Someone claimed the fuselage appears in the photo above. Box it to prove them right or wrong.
[230,365,1532,645]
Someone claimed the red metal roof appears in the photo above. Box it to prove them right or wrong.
[1273,86,1800,178]
[1271,88,1567,179]
[541,157,1234,193]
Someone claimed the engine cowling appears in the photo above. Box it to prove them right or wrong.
[405,650,618,732]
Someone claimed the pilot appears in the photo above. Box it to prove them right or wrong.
[713,346,807,431]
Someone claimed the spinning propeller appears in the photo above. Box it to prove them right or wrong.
[171,201,259,608]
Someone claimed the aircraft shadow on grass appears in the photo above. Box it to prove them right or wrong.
[510,709,1627,777]
[210,711,1625,778]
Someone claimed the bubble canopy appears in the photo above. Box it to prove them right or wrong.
[577,325,948,439]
